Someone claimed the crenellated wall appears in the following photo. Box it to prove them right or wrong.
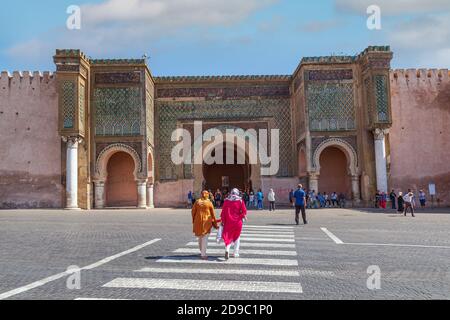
[0,71,62,208]
[389,69,450,206]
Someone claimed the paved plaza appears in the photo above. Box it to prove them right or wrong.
[0,208,449,300]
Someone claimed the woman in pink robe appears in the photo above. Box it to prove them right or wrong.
[220,188,247,260]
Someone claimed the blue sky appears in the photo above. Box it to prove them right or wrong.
[0,0,449,75]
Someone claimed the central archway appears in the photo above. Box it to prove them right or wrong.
[203,144,252,192]
[318,147,351,197]
[105,152,138,207]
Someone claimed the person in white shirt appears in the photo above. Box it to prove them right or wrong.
[403,189,416,217]
[268,189,276,212]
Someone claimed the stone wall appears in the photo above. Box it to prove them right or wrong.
[0,71,62,208]
[389,69,450,206]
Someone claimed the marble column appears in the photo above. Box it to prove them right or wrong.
[147,183,155,209]
[64,137,81,210]
[94,181,105,209]
[308,172,319,193]
[373,128,389,193]
[137,180,148,209]
[351,175,361,202]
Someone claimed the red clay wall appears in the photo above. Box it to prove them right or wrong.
[0,71,62,208]
[389,69,450,206]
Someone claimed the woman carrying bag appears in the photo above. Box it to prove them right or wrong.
[220,188,247,260]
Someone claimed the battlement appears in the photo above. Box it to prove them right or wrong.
[390,69,449,82]
[0,71,55,90]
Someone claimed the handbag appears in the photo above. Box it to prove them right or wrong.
[216,225,223,243]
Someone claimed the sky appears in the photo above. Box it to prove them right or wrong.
[0,0,449,75]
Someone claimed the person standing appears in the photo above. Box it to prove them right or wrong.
[397,192,404,214]
[389,189,397,210]
[268,189,276,212]
[294,184,307,225]
[380,192,387,209]
[249,191,255,209]
[221,188,247,260]
[243,190,250,208]
[256,189,264,210]
[403,189,416,217]
[374,191,381,208]
[331,192,338,207]
[323,192,330,208]
[419,190,426,208]
[338,192,346,208]
[214,189,222,209]
[192,190,219,260]
[187,191,193,208]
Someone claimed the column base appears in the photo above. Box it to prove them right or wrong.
[64,207,82,211]
[147,205,155,209]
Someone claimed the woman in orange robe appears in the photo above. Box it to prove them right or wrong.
[192,190,218,260]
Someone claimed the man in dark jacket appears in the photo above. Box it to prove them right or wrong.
[389,189,397,209]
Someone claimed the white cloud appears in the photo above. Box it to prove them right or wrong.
[82,0,277,28]
[5,0,277,63]
[335,0,450,15]
[389,13,450,67]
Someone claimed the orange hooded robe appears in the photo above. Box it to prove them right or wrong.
[192,194,218,237]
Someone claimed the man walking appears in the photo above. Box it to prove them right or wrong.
[294,184,307,225]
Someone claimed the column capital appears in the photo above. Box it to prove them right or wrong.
[62,136,83,145]
[373,128,389,140]
[137,179,148,186]
[308,172,320,180]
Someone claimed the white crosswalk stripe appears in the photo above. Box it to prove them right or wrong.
[103,278,303,294]
[210,233,294,238]
[186,241,296,248]
[156,257,298,266]
[135,267,300,277]
[208,237,295,242]
[94,224,303,297]
[243,225,294,229]
[173,248,298,256]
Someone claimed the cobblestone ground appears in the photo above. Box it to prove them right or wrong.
[0,207,449,300]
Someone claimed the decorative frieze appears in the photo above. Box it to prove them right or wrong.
[156,85,290,99]
[95,72,141,85]
[306,69,353,81]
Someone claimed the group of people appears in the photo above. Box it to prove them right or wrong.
[376,189,428,217]
[290,189,346,209]
[191,184,309,260]
[188,188,273,211]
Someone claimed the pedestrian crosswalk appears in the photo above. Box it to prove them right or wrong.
[75,225,303,299]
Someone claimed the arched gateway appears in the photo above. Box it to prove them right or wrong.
[309,138,361,201]
[93,144,149,209]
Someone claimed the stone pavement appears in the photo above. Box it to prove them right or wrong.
[0,208,449,300]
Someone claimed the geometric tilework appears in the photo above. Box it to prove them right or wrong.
[306,82,355,131]
[374,75,389,122]
[62,81,76,129]
[94,87,142,136]
[79,84,85,132]
[364,77,373,125]
[156,98,293,180]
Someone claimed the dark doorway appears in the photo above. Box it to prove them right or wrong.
[203,144,251,192]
